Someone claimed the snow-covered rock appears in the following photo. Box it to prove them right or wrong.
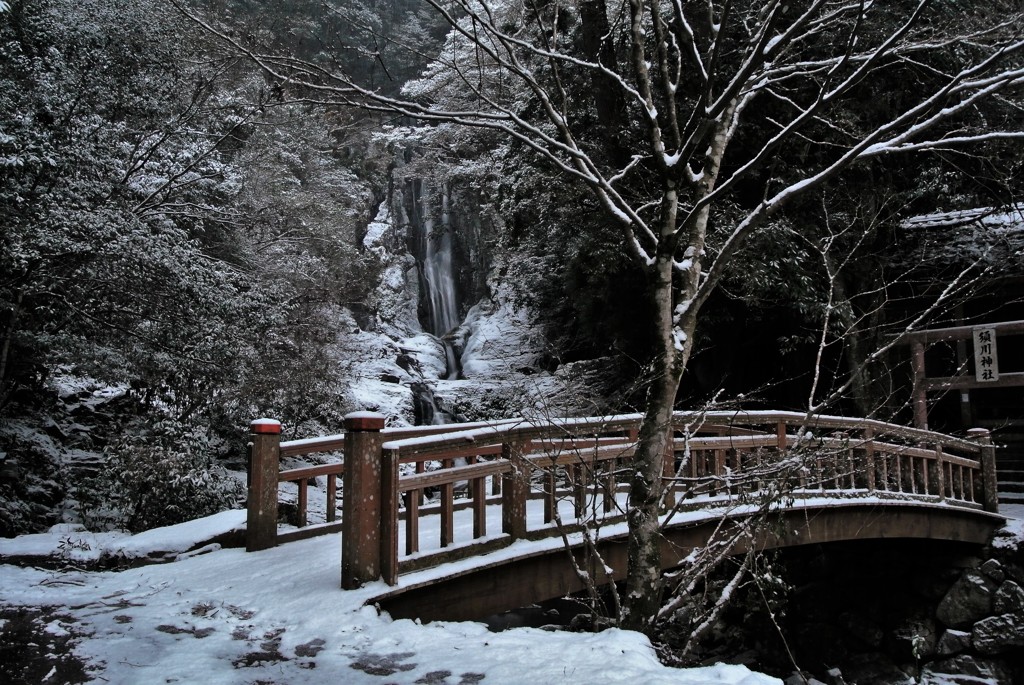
[0,511,245,567]
[921,654,1015,684]
[971,613,1024,655]
[936,570,997,629]
[935,629,971,656]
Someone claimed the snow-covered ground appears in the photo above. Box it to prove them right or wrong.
[0,512,778,684]
[4,502,1022,684]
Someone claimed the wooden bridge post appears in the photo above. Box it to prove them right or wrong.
[380,445,400,586]
[247,419,282,552]
[968,427,999,513]
[502,440,529,540]
[911,341,928,429]
[341,411,387,589]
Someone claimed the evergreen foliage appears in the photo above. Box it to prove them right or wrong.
[0,0,396,533]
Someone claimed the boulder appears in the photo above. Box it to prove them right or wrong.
[971,613,1024,655]
[935,629,971,656]
[993,580,1024,615]
[921,654,1014,684]
[981,559,1005,583]
[936,571,996,628]
[840,653,915,685]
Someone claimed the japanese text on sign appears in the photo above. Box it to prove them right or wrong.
[973,328,999,382]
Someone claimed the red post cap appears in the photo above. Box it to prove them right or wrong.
[250,418,282,435]
[344,411,386,432]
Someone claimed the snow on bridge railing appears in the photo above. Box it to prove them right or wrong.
[244,415,524,550]
[244,411,997,588]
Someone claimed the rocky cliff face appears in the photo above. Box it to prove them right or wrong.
[345,169,612,427]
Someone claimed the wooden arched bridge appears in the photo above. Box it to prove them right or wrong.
[245,411,1004,620]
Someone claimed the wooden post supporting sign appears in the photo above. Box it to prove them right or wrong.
[967,427,999,514]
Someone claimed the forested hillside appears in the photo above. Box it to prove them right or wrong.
[1,0,1021,543]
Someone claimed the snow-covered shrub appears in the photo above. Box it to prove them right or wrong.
[96,420,242,533]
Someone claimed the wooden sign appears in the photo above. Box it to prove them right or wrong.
[973,328,999,382]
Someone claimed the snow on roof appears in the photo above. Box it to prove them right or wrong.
[901,203,1024,231]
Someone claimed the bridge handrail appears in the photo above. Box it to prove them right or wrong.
[243,412,997,588]
[377,410,984,455]
[278,417,525,457]
[366,412,993,584]
[266,418,526,530]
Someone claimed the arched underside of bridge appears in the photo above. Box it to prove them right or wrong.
[372,501,1005,623]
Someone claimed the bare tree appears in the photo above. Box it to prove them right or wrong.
[180,0,1024,631]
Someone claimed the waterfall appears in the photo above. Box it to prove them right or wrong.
[441,338,462,380]
[419,184,460,338]
[411,381,457,426]
[410,180,464,382]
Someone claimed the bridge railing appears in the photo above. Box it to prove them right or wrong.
[243,415,522,551]
[244,411,997,588]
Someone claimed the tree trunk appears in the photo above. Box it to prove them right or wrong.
[579,0,625,157]
[621,244,686,631]
[0,289,23,411]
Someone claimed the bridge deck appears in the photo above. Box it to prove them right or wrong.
[369,498,1005,622]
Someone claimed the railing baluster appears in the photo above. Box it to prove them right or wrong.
[664,431,677,508]
[603,458,616,513]
[296,480,307,527]
[880,449,889,491]
[414,459,426,508]
[326,473,337,523]
[714,449,726,498]
[921,454,929,495]
[935,445,945,501]
[573,462,586,517]
[832,449,840,490]
[406,490,420,555]
[543,468,556,524]
[848,447,856,489]
[440,459,454,548]
[469,455,487,539]
[864,428,876,492]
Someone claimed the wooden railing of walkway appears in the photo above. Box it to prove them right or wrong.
[245,411,998,589]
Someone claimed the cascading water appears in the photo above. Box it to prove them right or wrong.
[421,188,460,339]
[414,181,463,381]
[405,180,474,494]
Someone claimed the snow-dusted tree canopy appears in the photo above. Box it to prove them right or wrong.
[178,0,1024,632]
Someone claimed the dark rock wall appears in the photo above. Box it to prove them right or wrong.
[686,532,1024,684]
